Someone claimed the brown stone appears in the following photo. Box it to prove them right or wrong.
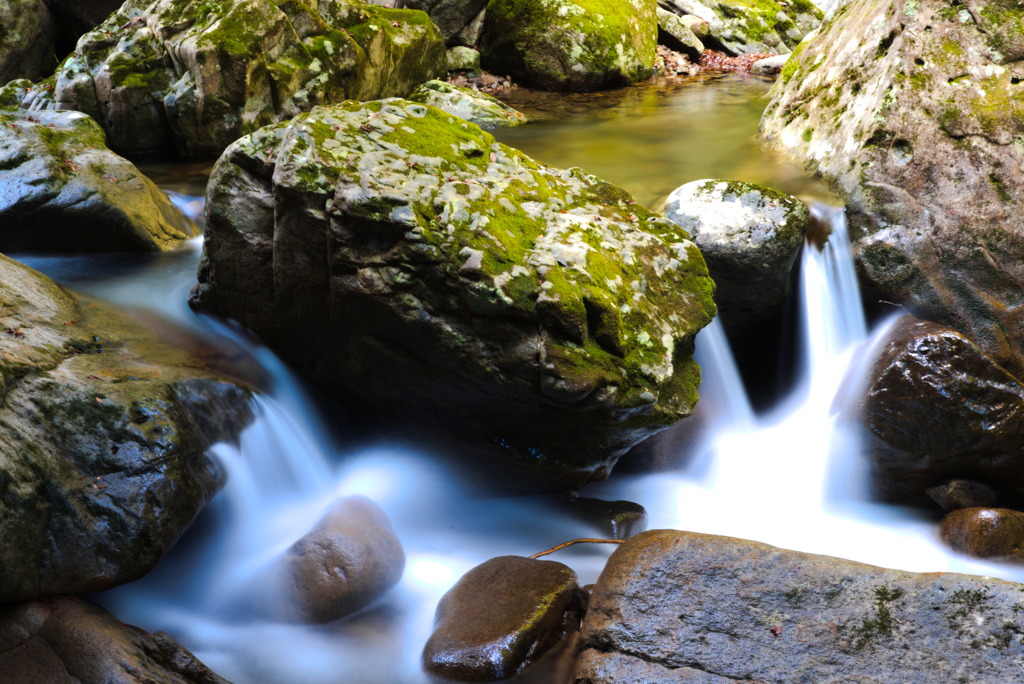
[940,508,1024,560]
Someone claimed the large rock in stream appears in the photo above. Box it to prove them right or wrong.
[191,99,716,489]
[575,529,1024,683]
[760,0,1024,376]
[19,0,446,157]
[0,254,252,602]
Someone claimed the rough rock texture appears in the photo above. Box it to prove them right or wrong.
[0,0,57,84]
[0,103,196,253]
[750,53,789,75]
[855,316,1024,506]
[408,79,526,128]
[424,555,583,681]
[399,0,487,43]
[761,0,1024,376]
[928,479,1000,512]
[0,254,252,602]
[659,0,821,55]
[480,0,658,92]
[0,596,228,683]
[575,529,1024,683]
[657,7,705,61]
[278,496,405,623]
[664,179,808,331]
[191,99,715,488]
[447,45,481,72]
[941,508,1024,560]
[23,0,445,157]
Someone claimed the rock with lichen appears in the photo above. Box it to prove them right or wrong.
[0,0,57,83]
[760,0,1024,376]
[191,99,715,489]
[408,79,526,128]
[0,101,196,252]
[18,0,445,157]
[659,0,821,55]
[479,0,658,92]
[0,253,253,602]
[656,7,704,61]
[574,529,1024,683]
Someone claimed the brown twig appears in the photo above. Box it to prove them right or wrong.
[529,538,625,559]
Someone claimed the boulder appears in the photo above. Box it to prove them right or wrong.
[0,0,57,83]
[0,596,228,683]
[575,529,1024,683]
[447,45,481,73]
[658,0,821,55]
[479,0,658,92]
[408,79,526,128]
[940,508,1024,560]
[928,479,1001,512]
[751,53,789,75]
[760,0,1024,376]
[423,555,583,681]
[656,7,705,61]
[190,99,715,489]
[22,0,445,157]
[0,254,252,602]
[0,104,196,253]
[278,496,405,623]
[854,316,1024,506]
[398,0,487,43]
[664,179,809,331]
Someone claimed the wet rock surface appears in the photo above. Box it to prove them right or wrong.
[855,316,1024,506]
[761,0,1024,376]
[940,508,1024,561]
[480,0,658,92]
[0,596,229,683]
[191,99,715,488]
[423,555,583,682]
[575,529,1024,683]
[0,0,57,83]
[562,497,649,540]
[665,179,809,330]
[659,0,820,55]
[21,0,445,157]
[0,254,252,602]
[408,79,527,129]
[0,103,196,253]
[928,479,1001,512]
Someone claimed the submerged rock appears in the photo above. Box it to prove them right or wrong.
[0,0,56,83]
[408,79,526,128]
[855,316,1024,506]
[191,99,715,488]
[0,103,196,252]
[664,179,808,331]
[423,555,583,681]
[24,0,445,157]
[659,0,821,55]
[575,529,1024,683]
[0,596,228,683]
[940,508,1024,560]
[760,0,1024,376]
[0,254,252,602]
[480,0,657,91]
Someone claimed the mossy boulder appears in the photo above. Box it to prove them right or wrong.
[22,0,445,157]
[665,178,809,331]
[191,99,715,488]
[0,254,252,601]
[0,596,228,683]
[408,79,526,128]
[659,0,821,55]
[0,104,195,252]
[0,0,57,84]
[761,0,1024,376]
[479,0,658,92]
[399,0,488,44]
[423,555,583,681]
[575,529,1024,683]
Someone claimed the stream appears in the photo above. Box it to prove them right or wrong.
[14,72,1024,683]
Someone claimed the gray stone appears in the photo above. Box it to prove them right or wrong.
[658,0,821,54]
[665,179,809,331]
[399,0,487,43]
[575,529,1024,683]
[678,13,710,40]
[408,79,526,128]
[657,8,704,61]
[750,53,790,75]
[447,45,481,72]
[0,0,56,84]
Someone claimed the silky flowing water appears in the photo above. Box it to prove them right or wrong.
[16,73,1024,683]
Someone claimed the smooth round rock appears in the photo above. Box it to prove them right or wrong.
[940,508,1024,560]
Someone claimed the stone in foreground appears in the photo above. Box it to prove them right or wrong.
[191,99,715,488]
[575,529,1024,683]
[424,555,583,681]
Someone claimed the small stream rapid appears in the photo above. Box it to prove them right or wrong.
[17,73,1024,683]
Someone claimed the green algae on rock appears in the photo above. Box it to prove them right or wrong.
[660,0,821,55]
[760,0,1024,376]
[0,102,196,252]
[22,0,445,157]
[191,99,715,488]
[479,0,658,91]
[408,79,527,129]
[0,254,252,602]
